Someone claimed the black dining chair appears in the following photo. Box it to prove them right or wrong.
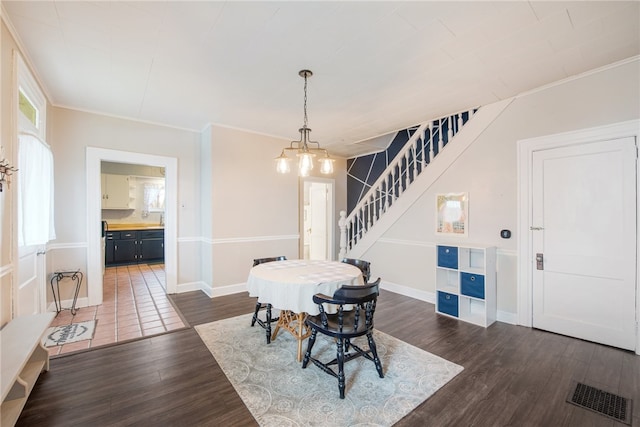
[250,256,286,344]
[302,278,383,399]
[341,258,371,283]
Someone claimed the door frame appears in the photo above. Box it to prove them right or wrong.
[300,177,335,260]
[86,148,178,306]
[517,119,639,354]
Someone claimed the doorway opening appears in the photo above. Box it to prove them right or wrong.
[101,161,166,276]
[301,178,335,260]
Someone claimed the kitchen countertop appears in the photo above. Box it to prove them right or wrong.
[105,223,164,231]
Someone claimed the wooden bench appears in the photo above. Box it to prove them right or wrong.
[1,313,55,427]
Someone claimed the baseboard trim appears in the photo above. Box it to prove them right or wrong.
[380,280,435,304]
[176,281,246,298]
[496,310,517,325]
[176,281,212,297]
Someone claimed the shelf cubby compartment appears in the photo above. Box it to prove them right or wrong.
[459,296,489,327]
[458,247,486,274]
[435,268,458,294]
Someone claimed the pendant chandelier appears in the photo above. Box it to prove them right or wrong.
[275,70,334,176]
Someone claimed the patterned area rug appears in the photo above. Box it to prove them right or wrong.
[195,313,463,426]
[43,320,96,347]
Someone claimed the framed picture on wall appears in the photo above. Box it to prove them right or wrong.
[436,192,468,236]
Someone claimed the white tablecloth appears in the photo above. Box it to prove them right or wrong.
[246,260,364,315]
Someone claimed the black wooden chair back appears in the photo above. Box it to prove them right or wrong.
[302,278,384,398]
[253,255,286,267]
[340,258,371,282]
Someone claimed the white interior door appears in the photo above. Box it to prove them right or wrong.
[302,179,335,261]
[309,183,329,260]
[532,137,637,350]
[17,245,45,315]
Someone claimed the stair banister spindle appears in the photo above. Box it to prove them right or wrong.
[373,192,378,223]
[394,161,404,201]
[433,120,440,156]
[372,190,378,223]
[411,145,420,182]
[370,193,375,226]
[403,149,411,191]
[390,166,396,203]
[457,113,463,132]
[421,128,427,171]
[367,197,375,230]
[448,116,453,142]
[437,118,442,151]
[386,179,391,213]
[429,121,435,163]
[382,179,388,213]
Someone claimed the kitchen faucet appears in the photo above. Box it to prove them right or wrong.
[159,213,164,226]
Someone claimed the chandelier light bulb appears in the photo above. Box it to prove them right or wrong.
[275,155,291,174]
[298,152,314,172]
[319,155,334,174]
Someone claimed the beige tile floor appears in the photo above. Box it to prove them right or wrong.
[47,263,186,356]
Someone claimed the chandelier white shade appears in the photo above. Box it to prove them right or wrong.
[276,70,334,176]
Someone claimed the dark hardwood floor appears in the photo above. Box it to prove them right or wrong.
[18,290,639,426]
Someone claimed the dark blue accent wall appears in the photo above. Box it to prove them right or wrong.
[346,128,415,214]
[346,110,476,215]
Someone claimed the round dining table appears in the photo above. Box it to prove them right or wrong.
[246,259,364,361]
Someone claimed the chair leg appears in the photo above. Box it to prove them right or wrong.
[302,329,317,368]
[367,332,384,378]
[250,301,261,327]
[265,304,272,344]
[337,338,346,399]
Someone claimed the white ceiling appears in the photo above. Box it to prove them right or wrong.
[3,1,639,157]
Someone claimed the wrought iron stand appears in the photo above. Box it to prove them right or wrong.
[50,270,83,315]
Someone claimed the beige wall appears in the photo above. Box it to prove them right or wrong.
[362,59,640,319]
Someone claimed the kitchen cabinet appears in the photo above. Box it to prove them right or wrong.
[105,232,116,264]
[105,229,164,265]
[101,174,132,209]
[138,230,164,262]
[435,244,496,327]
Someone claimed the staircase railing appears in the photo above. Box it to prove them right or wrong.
[339,108,478,258]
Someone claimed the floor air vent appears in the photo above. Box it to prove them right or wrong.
[567,381,632,425]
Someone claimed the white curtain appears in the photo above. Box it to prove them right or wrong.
[18,133,56,246]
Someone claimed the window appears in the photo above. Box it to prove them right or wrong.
[18,89,38,128]
[16,53,46,139]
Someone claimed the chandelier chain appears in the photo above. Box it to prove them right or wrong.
[303,73,308,128]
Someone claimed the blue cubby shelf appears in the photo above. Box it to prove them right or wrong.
[435,244,496,327]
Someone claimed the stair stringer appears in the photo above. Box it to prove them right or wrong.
[345,98,514,259]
